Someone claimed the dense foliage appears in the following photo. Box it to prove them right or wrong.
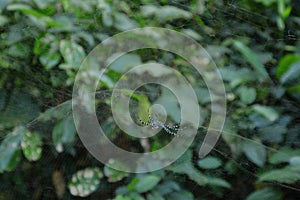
[0,0,300,199]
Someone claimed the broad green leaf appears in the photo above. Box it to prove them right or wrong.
[269,147,300,164]
[253,0,277,6]
[207,177,231,189]
[168,150,208,186]
[104,159,129,182]
[246,188,283,200]
[52,114,76,149]
[141,5,192,22]
[68,167,103,197]
[128,175,161,193]
[280,61,300,85]
[243,139,266,167]
[108,53,142,73]
[59,40,85,69]
[198,156,222,169]
[259,125,286,143]
[38,100,71,121]
[39,50,61,70]
[0,90,40,129]
[21,130,42,161]
[114,12,138,31]
[0,126,24,172]
[289,156,300,166]
[276,54,300,78]
[233,40,269,81]
[252,105,279,122]
[237,86,256,104]
[259,167,300,184]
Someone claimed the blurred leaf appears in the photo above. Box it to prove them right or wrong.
[237,86,256,104]
[253,0,277,6]
[104,159,129,182]
[280,61,300,85]
[108,53,142,73]
[252,105,279,122]
[52,114,76,148]
[114,12,138,31]
[128,175,161,193]
[141,5,192,22]
[259,166,300,184]
[21,130,42,161]
[259,125,286,143]
[246,188,283,200]
[243,138,266,167]
[59,40,85,69]
[233,40,269,81]
[68,167,103,197]
[0,126,24,172]
[38,100,71,121]
[276,54,300,78]
[207,177,231,189]
[269,147,300,164]
[198,156,222,169]
[168,150,208,186]
[289,156,300,166]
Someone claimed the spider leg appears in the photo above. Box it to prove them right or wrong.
[162,125,178,136]
[164,124,183,131]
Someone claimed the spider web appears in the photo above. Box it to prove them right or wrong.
[1,0,300,199]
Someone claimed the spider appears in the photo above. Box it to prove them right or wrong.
[139,113,182,136]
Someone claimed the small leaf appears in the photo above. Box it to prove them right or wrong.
[0,126,24,172]
[246,188,283,200]
[233,40,269,81]
[68,167,103,197]
[252,105,279,122]
[237,86,256,104]
[259,167,300,184]
[52,114,76,148]
[280,61,300,85]
[59,40,85,69]
[129,175,161,193]
[198,156,222,169]
[269,147,300,164]
[104,159,129,182]
[21,130,42,161]
[276,54,300,78]
[243,138,266,167]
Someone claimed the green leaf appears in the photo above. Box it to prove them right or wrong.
[280,61,300,85]
[289,156,300,166]
[114,12,138,31]
[237,86,256,104]
[243,138,266,167]
[207,177,231,189]
[0,126,24,172]
[168,150,208,186]
[104,159,129,182]
[253,0,277,6]
[198,156,222,169]
[233,40,269,81]
[109,53,142,73]
[259,167,300,184]
[276,54,300,78]
[252,105,279,122]
[68,167,103,197]
[38,100,71,121]
[269,147,300,164]
[52,114,76,150]
[39,50,61,70]
[129,175,161,193]
[59,40,85,69]
[21,130,42,161]
[246,188,283,200]
[141,5,192,22]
